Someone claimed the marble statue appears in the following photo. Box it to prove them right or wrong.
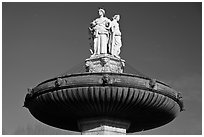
[89,9,111,56]
[109,15,122,58]
[86,10,125,73]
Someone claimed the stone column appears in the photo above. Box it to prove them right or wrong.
[78,118,130,135]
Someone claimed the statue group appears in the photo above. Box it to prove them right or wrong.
[89,9,122,58]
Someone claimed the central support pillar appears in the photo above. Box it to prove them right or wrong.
[78,118,130,135]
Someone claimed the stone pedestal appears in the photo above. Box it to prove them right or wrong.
[78,118,130,135]
[85,54,125,73]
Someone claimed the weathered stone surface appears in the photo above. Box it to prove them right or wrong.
[24,73,184,133]
[85,54,125,73]
[79,118,129,135]
[81,126,126,135]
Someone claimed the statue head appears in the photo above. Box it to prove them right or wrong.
[98,8,105,17]
[113,15,120,21]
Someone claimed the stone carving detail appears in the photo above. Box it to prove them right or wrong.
[55,78,63,87]
[85,61,97,72]
[85,55,125,73]
[89,9,122,58]
[27,87,33,94]
[149,79,157,90]
[176,92,184,111]
[102,74,111,85]
[100,57,110,66]
[176,92,182,99]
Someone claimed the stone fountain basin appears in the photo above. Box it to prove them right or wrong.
[24,72,183,133]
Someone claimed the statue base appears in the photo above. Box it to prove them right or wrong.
[78,118,130,135]
[85,54,125,73]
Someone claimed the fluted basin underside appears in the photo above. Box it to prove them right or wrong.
[24,73,183,133]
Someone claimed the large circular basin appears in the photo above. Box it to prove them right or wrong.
[24,72,183,133]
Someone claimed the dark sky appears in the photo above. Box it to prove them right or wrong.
[2,2,201,135]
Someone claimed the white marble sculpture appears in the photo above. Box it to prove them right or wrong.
[109,15,122,58]
[86,10,125,73]
[89,9,111,56]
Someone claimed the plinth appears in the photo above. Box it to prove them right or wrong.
[85,54,125,73]
[78,118,130,135]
